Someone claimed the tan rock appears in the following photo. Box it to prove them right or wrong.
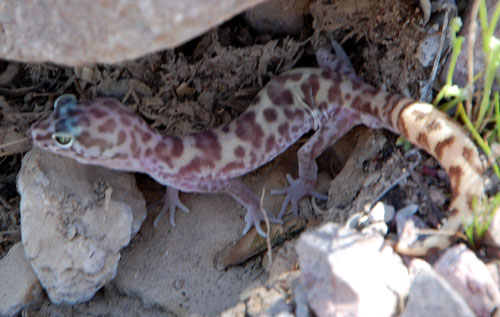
[17,148,146,304]
[0,243,43,317]
[0,0,267,65]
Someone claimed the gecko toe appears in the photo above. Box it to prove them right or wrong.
[311,190,328,201]
[273,174,327,219]
[255,222,267,238]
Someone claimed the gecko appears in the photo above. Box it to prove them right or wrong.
[29,45,485,256]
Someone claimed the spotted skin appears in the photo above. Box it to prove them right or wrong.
[30,48,484,255]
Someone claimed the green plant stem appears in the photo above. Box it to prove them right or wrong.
[458,102,500,178]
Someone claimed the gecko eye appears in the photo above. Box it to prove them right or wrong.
[51,132,75,148]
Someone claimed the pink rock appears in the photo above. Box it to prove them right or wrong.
[434,244,500,317]
[403,259,475,317]
[296,222,410,317]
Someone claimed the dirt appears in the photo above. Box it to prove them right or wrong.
[0,0,461,315]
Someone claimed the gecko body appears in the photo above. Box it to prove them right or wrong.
[30,47,485,255]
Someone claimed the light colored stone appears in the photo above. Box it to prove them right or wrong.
[0,0,267,66]
[344,202,394,237]
[296,222,410,317]
[240,282,293,316]
[439,0,500,89]
[0,242,43,317]
[486,201,500,251]
[486,262,500,289]
[403,258,475,317]
[434,244,500,317]
[396,204,429,249]
[418,24,441,68]
[17,148,146,304]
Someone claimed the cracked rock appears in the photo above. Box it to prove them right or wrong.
[17,148,146,304]
[0,242,43,317]
[296,222,410,317]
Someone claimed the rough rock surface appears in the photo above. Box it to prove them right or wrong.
[403,259,475,317]
[434,244,500,317]
[439,0,500,89]
[296,222,410,317]
[17,148,146,304]
[0,0,267,65]
[486,201,500,252]
[0,242,43,317]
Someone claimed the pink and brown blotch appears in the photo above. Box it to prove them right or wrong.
[30,95,157,172]
[30,67,387,185]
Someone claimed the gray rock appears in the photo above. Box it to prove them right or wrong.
[403,259,475,317]
[0,242,43,317]
[486,262,500,289]
[296,222,410,317]
[439,0,500,90]
[434,244,500,317]
[0,0,267,66]
[17,148,146,304]
[486,202,500,251]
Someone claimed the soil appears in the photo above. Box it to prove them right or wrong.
[0,0,465,315]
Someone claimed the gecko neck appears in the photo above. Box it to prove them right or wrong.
[135,132,184,184]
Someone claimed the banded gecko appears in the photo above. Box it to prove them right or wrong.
[30,46,485,256]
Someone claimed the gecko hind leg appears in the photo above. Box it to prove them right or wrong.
[316,40,361,83]
[271,108,364,219]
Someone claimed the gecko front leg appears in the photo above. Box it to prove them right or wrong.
[166,178,281,237]
[153,186,190,228]
[272,107,365,219]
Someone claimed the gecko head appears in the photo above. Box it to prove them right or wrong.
[30,94,148,169]
[30,94,82,153]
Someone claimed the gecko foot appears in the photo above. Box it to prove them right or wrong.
[242,206,282,237]
[153,187,190,228]
[271,173,328,219]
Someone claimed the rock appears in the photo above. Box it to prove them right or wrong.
[439,0,500,89]
[0,128,31,156]
[434,244,500,317]
[486,262,500,288]
[17,148,146,304]
[403,259,475,317]
[395,204,429,250]
[418,23,441,68]
[345,201,394,236]
[485,201,500,252]
[0,0,268,66]
[240,282,293,316]
[296,222,410,317]
[266,242,298,279]
[243,0,311,35]
[216,217,306,269]
[0,242,43,317]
